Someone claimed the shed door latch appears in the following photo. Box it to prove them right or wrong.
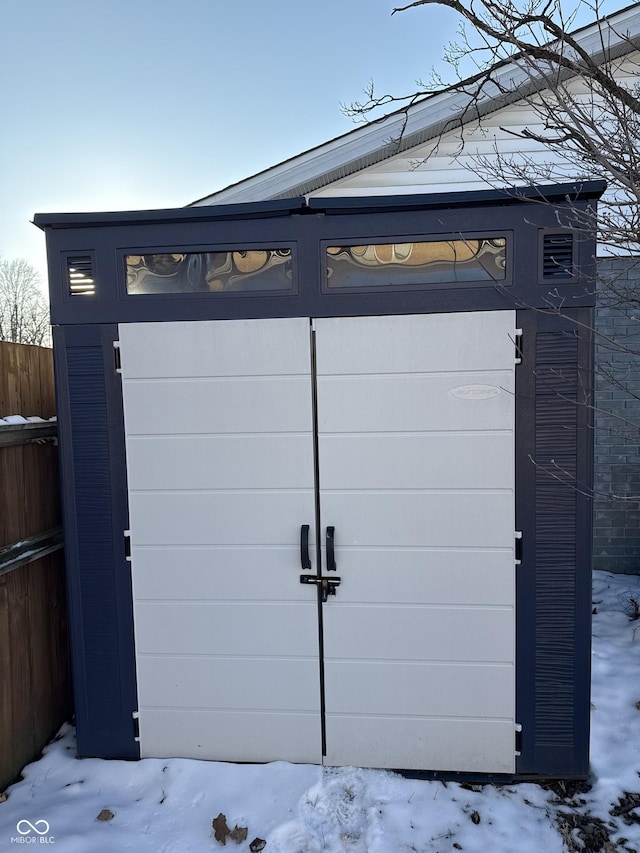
[515,531,523,565]
[514,329,523,364]
[515,722,523,755]
[300,575,341,602]
[113,340,122,373]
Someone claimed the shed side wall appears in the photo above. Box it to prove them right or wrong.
[54,325,138,758]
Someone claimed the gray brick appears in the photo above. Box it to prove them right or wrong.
[593,545,628,556]
[592,257,640,572]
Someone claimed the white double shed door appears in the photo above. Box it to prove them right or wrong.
[119,311,517,773]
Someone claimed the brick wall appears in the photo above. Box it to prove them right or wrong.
[593,256,640,573]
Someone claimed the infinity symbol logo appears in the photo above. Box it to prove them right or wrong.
[16,819,50,835]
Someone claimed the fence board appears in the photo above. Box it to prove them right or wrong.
[29,559,53,752]
[48,553,72,724]
[7,567,33,777]
[0,422,57,447]
[0,342,71,792]
[0,444,60,551]
[0,581,11,785]
[0,447,23,549]
[0,343,55,416]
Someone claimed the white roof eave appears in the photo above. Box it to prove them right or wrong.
[191,4,640,206]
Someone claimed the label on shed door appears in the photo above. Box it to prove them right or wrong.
[449,383,503,400]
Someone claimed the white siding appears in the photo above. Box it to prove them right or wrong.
[309,53,640,201]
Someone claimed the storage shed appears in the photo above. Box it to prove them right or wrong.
[35,183,600,779]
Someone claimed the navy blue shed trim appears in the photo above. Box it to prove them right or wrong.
[33,197,307,229]
[306,181,606,214]
[40,189,599,328]
[54,324,138,759]
[515,308,593,778]
[33,181,605,229]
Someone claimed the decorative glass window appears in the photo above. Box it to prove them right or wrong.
[125,248,294,294]
[325,238,507,289]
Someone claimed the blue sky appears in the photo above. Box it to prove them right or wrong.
[1,0,462,282]
[1,0,619,285]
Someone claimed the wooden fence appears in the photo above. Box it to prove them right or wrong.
[0,342,71,792]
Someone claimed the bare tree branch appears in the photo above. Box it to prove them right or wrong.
[0,257,51,346]
[345,1,640,513]
[344,1,640,249]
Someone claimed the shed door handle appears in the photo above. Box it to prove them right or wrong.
[326,526,336,571]
[300,524,311,571]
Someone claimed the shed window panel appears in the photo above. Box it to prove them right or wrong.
[125,249,295,294]
[325,238,507,290]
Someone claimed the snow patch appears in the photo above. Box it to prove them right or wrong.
[0,571,638,852]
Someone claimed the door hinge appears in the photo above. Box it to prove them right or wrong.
[124,530,131,561]
[514,329,523,365]
[515,723,523,756]
[113,340,122,373]
[132,710,140,742]
[515,531,522,565]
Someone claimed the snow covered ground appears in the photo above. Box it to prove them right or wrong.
[1,570,639,852]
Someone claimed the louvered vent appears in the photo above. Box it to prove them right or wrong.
[542,233,574,279]
[67,255,96,296]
